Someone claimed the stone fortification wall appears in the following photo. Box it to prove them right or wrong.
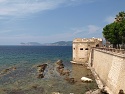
[91,48,125,94]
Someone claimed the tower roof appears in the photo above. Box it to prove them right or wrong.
[73,38,102,43]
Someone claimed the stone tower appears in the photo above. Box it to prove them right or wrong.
[72,38,102,64]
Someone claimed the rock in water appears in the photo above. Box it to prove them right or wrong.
[56,60,63,66]
[37,73,44,78]
[36,64,47,78]
[52,92,63,94]
[81,77,93,82]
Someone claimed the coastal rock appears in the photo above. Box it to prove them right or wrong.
[81,77,93,82]
[0,66,16,75]
[100,87,109,94]
[64,76,76,84]
[58,69,70,76]
[11,67,17,70]
[31,84,38,89]
[37,73,44,78]
[85,89,100,94]
[85,86,109,94]
[36,64,47,78]
[52,92,63,94]
[56,60,63,65]
[37,64,47,72]
[55,60,65,76]
[55,60,73,84]
[63,69,70,76]
[2,69,10,73]
[37,64,47,68]
[56,68,64,75]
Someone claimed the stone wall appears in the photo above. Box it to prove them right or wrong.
[91,48,125,94]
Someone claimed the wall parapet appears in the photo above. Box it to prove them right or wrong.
[93,47,125,58]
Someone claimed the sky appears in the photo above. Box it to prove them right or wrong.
[0,0,125,45]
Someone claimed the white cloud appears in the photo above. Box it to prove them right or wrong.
[105,16,115,23]
[0,0,62,16]
[71,25,101,36]
[0,30,12,33]
[87,25,101,33]
[0,0,97,17]
[0,0,6,3]
[71,27,85,35]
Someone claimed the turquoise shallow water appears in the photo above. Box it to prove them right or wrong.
[0,46,97,94]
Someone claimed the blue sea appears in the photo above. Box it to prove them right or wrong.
[0,46,97,94]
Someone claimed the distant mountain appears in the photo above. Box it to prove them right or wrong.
[20,41,72,46]
[20,42,41,46]
[50,41,72,46]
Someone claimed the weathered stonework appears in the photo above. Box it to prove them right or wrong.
[90,49,125,94]
[72,38,102,64]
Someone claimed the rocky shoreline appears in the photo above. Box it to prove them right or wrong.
[0,60,99,94]
[35,59,100,94]
[36,60,76,84]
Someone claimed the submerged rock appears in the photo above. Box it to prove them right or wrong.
[31,85,38,89]
[0,66,16,75]
[64,76,76,84]
[2,69,10,73]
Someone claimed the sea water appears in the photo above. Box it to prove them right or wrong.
[0,46,98,94]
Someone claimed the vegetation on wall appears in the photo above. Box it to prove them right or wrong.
[102,11,125,48]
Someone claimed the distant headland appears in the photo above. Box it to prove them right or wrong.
[20,41,72,46]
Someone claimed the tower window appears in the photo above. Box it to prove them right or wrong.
[96,44,99,47]
[80,48,83,50]
[85,48,88,50]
